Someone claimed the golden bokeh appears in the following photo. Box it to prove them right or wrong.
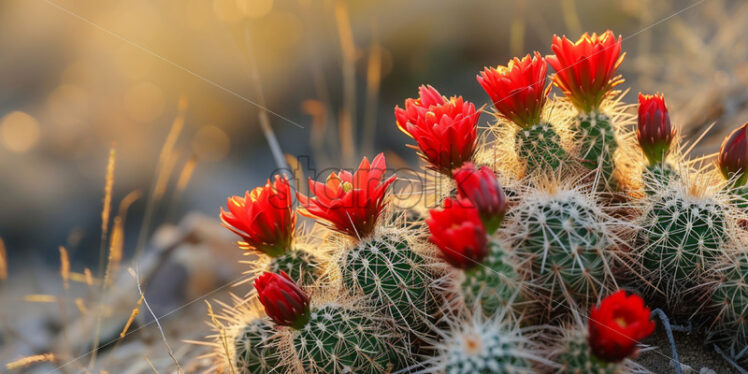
[238,0,274,19]
[192,125,230,162]
[0,111,41,153]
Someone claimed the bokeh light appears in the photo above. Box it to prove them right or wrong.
[192,125,230,162]
[0,111,41,153]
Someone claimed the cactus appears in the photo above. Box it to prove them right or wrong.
[642,162,676,196]
[573,112,618,187]
[508,185,617,314]
[727,185,748,211]
[515,122,568,172]
[707,252,748,366]
[461,241,519,317]
[426,314,543,374]
[268,249,322,287]
[552,329,620,374]
[234,318,286,374]
[637,190,725,304]
[292,303,395,374]
[339,232,440,333]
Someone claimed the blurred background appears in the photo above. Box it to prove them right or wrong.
[1,0,747,270]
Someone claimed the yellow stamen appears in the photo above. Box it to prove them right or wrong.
[342,181,353,193]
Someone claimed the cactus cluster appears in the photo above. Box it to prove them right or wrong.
[204,29,748,373]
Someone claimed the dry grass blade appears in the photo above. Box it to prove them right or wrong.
[90,146,117,368]
[23,294,57,303]
[205,300,236,374]
[6,353,56,370]
[59,246,70,290]
[120,294,144,338]
[0,237,7,281]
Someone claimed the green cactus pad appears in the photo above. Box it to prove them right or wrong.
[234,318,286,374]
[340,235,439,332]
[573,112,618,188]
[727,184,748,211]
[268,249,322,287]
[642,163,676,196]
[292,304,393,374]
[515,122,569,172]
[639,194,725,294]
[462,242,519,317]
[708,253,748,366]
[555,337,618,374]
[440,321,531,373]
[512,190,612,310]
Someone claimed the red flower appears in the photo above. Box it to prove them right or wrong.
[394,84,446,133]
[396,86,480,174]
[298,153,396,239]
[637,93,676,165]
[718,122,748,187]
[220,175,295,257]
[477,52,550,128]
[452,163,507,234]
[426,197,488,269]
[547,31,625,113]
[588,291,655,362]
[254,271,310,329]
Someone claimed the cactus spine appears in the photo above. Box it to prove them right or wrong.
[574,112,618,187]
[515,122,568,172]
[642,163,676,196]
[637,190,725,304]
[268,249,322,287]
[234,318,287,374]
[509,186,616,313]
[427,315,542,374]
[552,329,619,374]
[708,252,748,366]
[461,241,519,317]
[292,303,395,374]
[339,232,440,333]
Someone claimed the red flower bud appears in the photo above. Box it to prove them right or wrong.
[637,93,675,165]
[588,291,655,363]
[452,163,507,233]
[298,153,396,239]
[718,122,748,187]
[254,271,310,329]
[426,197,488,269]
[547,31,625,113]
[220,175,295,257]
[477,52,550,128]
[395,86,480,174]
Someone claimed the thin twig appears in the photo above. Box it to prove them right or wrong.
[130,268,184,374]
